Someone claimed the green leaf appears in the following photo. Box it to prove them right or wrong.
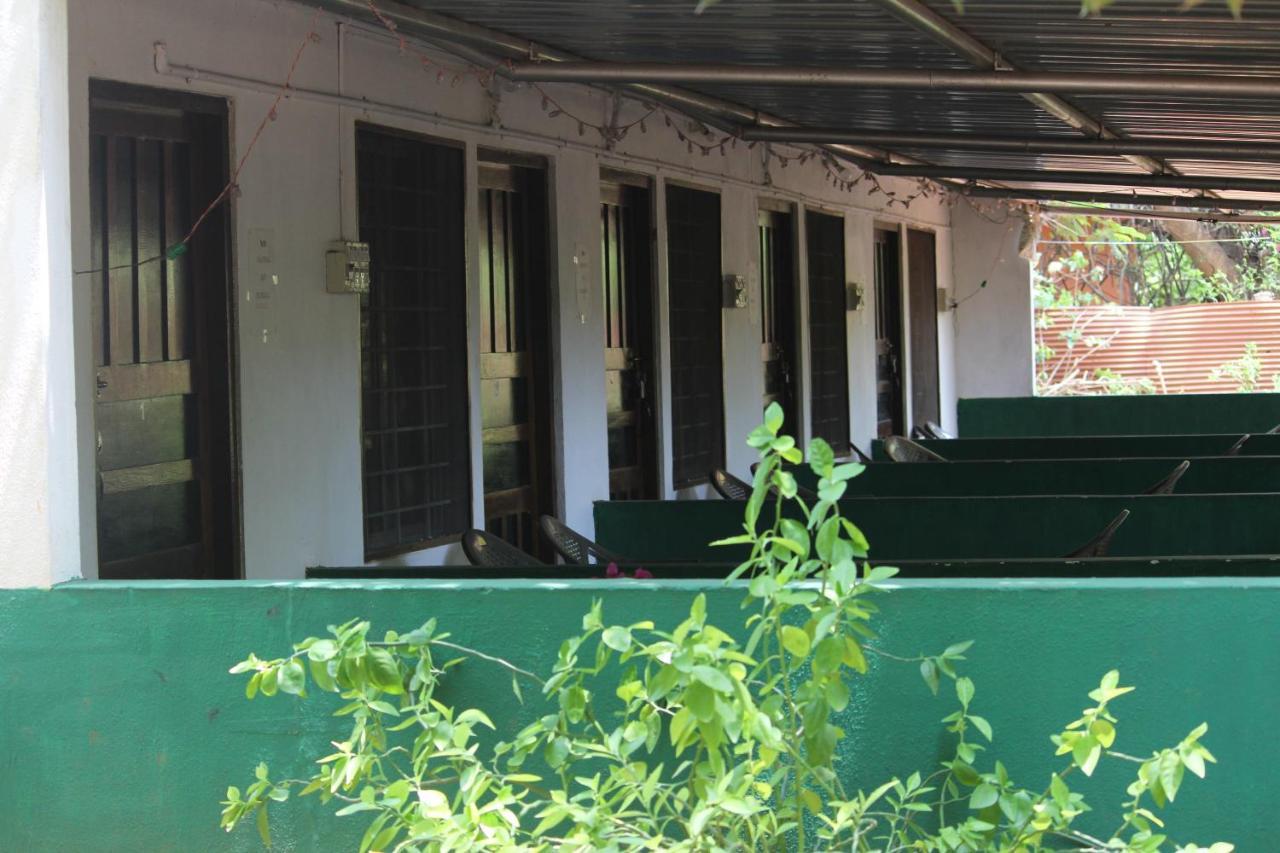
[969,714,993,742]
[417,788,451,820]
[256,805,271,848]
[831,462,865,482]
[920,659,940,695]
[808,437,835,478]
[842,637,868,674]
[367,648,404,695]
[969,782,999,810]
[691,665,734,694]
[764,401,784,435]
[956,677,975,708]
[1050,773,1070,808]
[780,625,811,660]
[602,626,632,653]
[306,639,338,662]
[278,659,306,696]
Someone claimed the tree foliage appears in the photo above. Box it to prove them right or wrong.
[221,406,1229,851]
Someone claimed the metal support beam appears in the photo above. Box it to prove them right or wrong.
[740,127,1280,162]
[963,187,1280,212]
[305,0,895,165]
[1039,205,1280,224]
[867,164,1280,194]
[864,0,1168,177]
[508,62,1280,99]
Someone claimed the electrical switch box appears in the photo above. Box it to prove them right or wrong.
[326,240,371,294]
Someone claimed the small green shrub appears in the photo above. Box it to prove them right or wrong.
[221,406,1229,851]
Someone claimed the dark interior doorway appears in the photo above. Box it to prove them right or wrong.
[88,81,239,580]
[665,183,725,489]
[601,173,659,500]
[806,209,850,453]
[759,204,800,435]
[478,154,556,558]
[907,228,941,428]
[873,228,905,438]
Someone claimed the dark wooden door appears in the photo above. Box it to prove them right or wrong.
[759,207,799,433]
[601,179,659,500]
[88,82,237,579]
[666,184,724,489]
[479,160,555,557]
[357,125,471,557]
[806,210,850,453]
[874,228,905,437]
[907,228,941,427]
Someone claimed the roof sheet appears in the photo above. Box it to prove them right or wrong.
[408,0,1280,202]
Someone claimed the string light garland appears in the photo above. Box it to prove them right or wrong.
[78,0,961,278]
[360,0,947,209]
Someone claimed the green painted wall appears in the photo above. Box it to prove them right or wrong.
[788,456,1280,496]
[873,433,1280,461]
[0,580,1273,850]
[958,394,1280,437]
[595,494,1280,563]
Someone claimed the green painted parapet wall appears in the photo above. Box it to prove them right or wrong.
[874,433,1280,460]
[0,580,1274,849]
[787,456,1280,497]
[958,394,1280,437]
[594,494,1280,563]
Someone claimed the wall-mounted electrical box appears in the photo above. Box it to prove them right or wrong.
[723,274,747,309]
[937,287,950,312]
[326,240,371,294]
[846,282,865,311]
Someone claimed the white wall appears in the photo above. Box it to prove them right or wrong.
[0,0,83,588]
[951,200,1034,404]
[62,0,955,579]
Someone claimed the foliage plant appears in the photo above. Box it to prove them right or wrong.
[221,406,1229,852]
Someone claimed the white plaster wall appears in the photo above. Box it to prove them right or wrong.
[951,200,1034,406]
[0,0,82,587]
[63,0,954,579]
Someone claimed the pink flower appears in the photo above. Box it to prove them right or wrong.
[633,568,653,579]
[605,562,621,578]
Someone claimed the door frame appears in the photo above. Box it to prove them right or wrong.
[86,79,242,579]
[600,168,661,500]
[757,196,802,436]
[873,224,907,438]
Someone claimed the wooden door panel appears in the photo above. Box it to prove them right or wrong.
[759,208,798,431]
[357,126,470,557]
[666,185,724,489]
[89,84,237,579]
[479,163,554,557]
[601,180,659,500]
[874,229,905,437]
[907,229,941,427]
[807,211,850,452]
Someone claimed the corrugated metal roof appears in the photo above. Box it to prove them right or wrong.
[1039,302,1280,394]
[408,0,1280,202]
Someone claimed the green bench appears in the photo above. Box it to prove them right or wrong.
[958,394,1280,438]
[594,494,1280,563]
[874,433,1280,461]
[781,455,1280,496]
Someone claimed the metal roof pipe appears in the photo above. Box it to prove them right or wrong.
[508,62,1280,98]
[740,127,1280,161]
[963,187,1280,212]
[866,163,1280,193]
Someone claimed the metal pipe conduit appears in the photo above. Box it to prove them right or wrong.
[963,187,1280,211]
[740,127,1280,161]
[508,62,1280,98]
[866,164,1280,193]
